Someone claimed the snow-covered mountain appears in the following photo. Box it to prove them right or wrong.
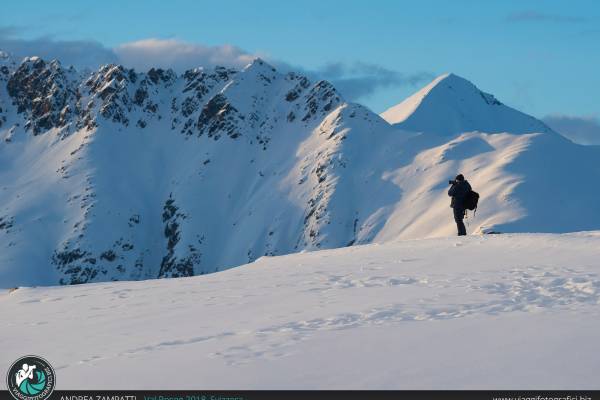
[1,53,600,287]
[0,54,404,286]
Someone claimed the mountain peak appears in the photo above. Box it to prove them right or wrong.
[425,72,502,105]
[429,72,462,85]
[0,50,16,75]
[243,57,277,73]
[235,57,279,88]
[0,50,12,62]
[381,73,551,136]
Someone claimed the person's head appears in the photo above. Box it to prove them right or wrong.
[455,174,464,182]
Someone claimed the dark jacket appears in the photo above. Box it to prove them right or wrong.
[448,180,472,209]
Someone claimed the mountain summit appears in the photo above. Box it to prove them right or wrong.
[380,73,552,136]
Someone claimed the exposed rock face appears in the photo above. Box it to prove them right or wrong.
[158,196,197,278]
[196,93,242,139]
[7,57,79,134]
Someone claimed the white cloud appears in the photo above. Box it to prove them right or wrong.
[506,11,587,24]
[313,62,435,100]
[0,30,260,72]
[543,114,600,145]
[0,34,117,70]
[0,29,432,103]
[114,38,259,72]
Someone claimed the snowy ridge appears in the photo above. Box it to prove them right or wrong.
[372,130,600,241]
[2,55,600,287]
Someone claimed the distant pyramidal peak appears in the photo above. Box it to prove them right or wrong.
[380,72,552,136]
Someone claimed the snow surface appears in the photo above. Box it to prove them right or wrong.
[1,232,599,389]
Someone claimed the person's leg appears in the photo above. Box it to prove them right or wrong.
[454,208,466,236]
[458,219,466,236]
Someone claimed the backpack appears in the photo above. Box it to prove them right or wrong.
[463,190,479,211]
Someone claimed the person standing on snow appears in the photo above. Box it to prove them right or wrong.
[448,174,471,236]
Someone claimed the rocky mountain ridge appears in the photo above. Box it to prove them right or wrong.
[0,53,397,285]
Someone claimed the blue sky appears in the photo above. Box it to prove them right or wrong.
[1,0,599,124]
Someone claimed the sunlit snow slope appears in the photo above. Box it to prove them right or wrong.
[1,232,599,389]
[375,73,600,241]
